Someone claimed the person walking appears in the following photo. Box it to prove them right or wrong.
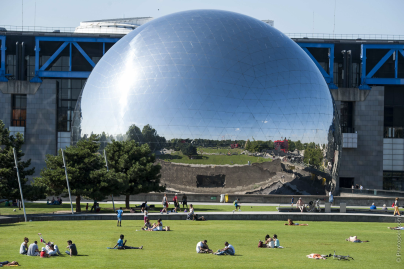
[291,196,294,207]
[116,207,123,227]
[393,198,401,216]
[182,194,188,209]
[161,193,168,214]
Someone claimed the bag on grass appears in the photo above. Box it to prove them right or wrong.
[258,240,263,248]
[165,226,170,231]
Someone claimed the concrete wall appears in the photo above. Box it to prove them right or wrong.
[0,80,57,179]
[333,86,384,189]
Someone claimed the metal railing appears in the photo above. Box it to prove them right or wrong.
[340,187,404,197]
[286,33,404,40]
[0,25,130,34]
[1,25,404,40]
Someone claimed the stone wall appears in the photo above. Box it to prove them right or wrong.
[332,86,384,189]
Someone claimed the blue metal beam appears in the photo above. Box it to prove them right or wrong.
[39,41,69,71]
[72,42,95,67]
[0,36,7,82]
[360,44,404,89]
[37,70,91,78]
[366,49,394,78]
[297,42,337,89]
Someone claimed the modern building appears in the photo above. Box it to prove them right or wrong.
[0,14,403,191]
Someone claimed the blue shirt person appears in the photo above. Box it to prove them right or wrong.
[116,207,124,227]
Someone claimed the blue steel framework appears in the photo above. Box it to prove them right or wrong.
[0,36,6,82]
[30,36,120,82]
[359,44,404,89]
[297,43,337,89]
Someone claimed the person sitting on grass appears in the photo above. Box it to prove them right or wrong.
[40,247,49,258]
[258,235,270,248]
[187,204,195,220]
[273,234,280,248]
[113,234,143,249]
[47,244,59,256]
[284,219,308,226]
[27,241,40,256]
[196,240,213,253]
[193,214,206,221]
[296,197,304,212]
[345,236,369,243]
[19,237,28,255]
[142,218,152,230]
[370,203,376,209]
[214,242,235,256]
[65,240,78,257]
[149,219,163,231]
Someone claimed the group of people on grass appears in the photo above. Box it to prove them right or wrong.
[46,197,62,205]
[161,193,188,214]
[196,240,235,255]
[19,237,77,257]
[258,234,281,248]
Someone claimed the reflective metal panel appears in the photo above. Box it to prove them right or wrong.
[73,10,341,190]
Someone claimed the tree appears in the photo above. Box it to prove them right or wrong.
[303,148,323,168]
[295,140,304,151]
[34,135,127,212]
[180,143,197,158]
[126,124,144,143]
[288,140,296,152]
[105,140,164,208]
[0,120,44,201]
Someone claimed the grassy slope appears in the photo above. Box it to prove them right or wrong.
[159,151,271,165]
[0,203,278,215]
[0,220,400,268]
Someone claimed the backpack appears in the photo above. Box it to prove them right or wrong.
[258,240,263,248]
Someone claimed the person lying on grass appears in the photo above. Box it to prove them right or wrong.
[196,240,213,254]
[346,236,369,243]
[193,214,206,221]
[214,242,235,255]
[388,226,404,230]
[284,219,308,226]
[113,234,143,249]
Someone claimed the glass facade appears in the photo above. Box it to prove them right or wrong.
[11,94,27,127]
[383,171,404,191]
[73,10,341,183]
[384,86,404,138]
[57,79,86,132]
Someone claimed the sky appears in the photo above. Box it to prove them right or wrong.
[0,0,403,35]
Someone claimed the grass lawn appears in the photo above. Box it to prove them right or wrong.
[0,220,401,268]
[0,203,278,215]
[197,147,244,154]
[159,151,271,165]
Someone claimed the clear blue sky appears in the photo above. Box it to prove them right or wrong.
[0,0,403,35]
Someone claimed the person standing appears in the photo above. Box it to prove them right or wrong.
[296,197,304,212]
[351,185,354,193]
[65,240,78,257]
[144,207,148,223]
[393,198,401,216]
[329,191,334,205]
[116,207,123,227]
[291,196,294,207]
[19,237,28,254]
[161,194,168,214]
[173,193,180,212]
[182,194,188,209]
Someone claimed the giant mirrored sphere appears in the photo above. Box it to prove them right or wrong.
[73,10,341,193]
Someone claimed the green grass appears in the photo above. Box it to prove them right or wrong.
[159,151,271,165]
[197,147,244,154]
[0,203,278,215]
[0,220,400,268]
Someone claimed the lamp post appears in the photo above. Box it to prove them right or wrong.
[104,149,116,212]
[12,148,27,222]
[61,149,74,214]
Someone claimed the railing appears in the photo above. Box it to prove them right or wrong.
[340,187,404,197]
[286,33,404,40]
[1,26,404,40]
[0,25,129,34]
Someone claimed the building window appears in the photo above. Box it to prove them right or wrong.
[339,177,354,189]
[384,86,404,138]
[383,171,404,191]
[11,94,27,127]
[340,101,354,133]
[57,79,85,132]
